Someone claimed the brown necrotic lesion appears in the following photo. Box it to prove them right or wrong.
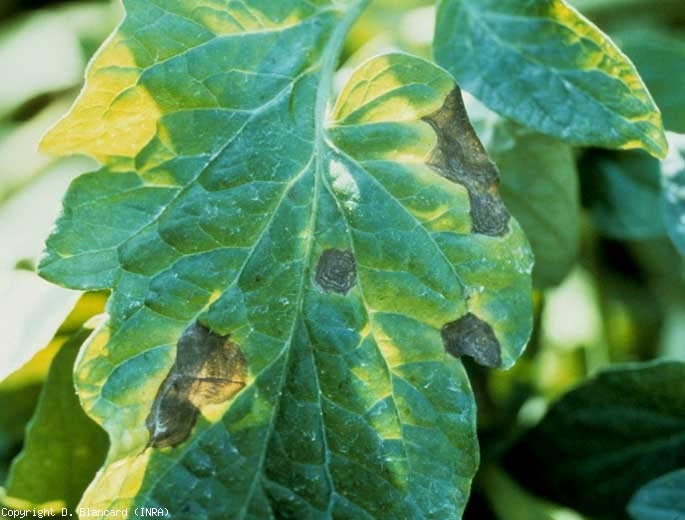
[423,88,510,237]
[145,322,247,449]
[441,312,502,368]
[314,248,357,295]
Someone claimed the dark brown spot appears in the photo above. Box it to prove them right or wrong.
[145,322,247,449]
[422,88,510,236]
[314,248,356,294]
[441,312,502,368]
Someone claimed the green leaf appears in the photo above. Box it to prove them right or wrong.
[0,383,42,484]
[580,132,685,250]
[628,468,685,520]
[661,133,685,255]
[615,28,685,134]
[39,2,533,516]
[580,149,667,239]
[434,0,668,158]
[467,99,579,287]
[569,0,685,37]
[479,466,583,520]
[0,340,61,448]
[2,328,108,512]
[504,361,685,517]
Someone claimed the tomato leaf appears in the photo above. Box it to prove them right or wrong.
[39,2,532,516]
[504,361,685,517]
[434,0,668,158]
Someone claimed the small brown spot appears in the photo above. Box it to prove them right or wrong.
[145,322,247,449]
[314,248,356,295]
[441,312,502,368]
[423,88,510,236]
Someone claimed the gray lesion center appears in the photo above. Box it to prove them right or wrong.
[314,248,357,295]
[441,312,502,368]
[145,322,247,449]
[422,88,510,237]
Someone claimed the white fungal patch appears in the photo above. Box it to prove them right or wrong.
[330,159,360,212]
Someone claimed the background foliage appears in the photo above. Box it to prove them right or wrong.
[0,0,683,519]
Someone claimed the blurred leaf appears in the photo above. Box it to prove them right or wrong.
[616,29,685,134]
[505,360,685,517]
[581,132,685,255]
[434,0,668,158]
[0,338,63,395]
[0,11,83,119]
[0,270,81,383]
[497,131,579,288]
[468,100,580,287]
[2,328,108,511]
[0,101,74,202]
[569,0,685,30]
[581,150,666,239]
[659,306,685,360]
[661,133,685,255]
[0,3,118,119]
[344,2,434,63]
[0,338,63,477]
[480,466,584,520]
[463,488,498,520]
[0,383,43,482]
[628,468,685,520]
[0,0,108,20]
[0,156,97,264]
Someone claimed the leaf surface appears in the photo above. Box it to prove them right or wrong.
[628,468,685,520]
[504,361,685,517]
[39,1,532,517]
[434,0,668,158]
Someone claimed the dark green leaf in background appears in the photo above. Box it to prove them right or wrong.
[504,361,685,518]
[581,132,685,254]
[581,149,667,240]
[468,101,580,287]
[628,468,685,520]
[497,130,579,288]
[434,0,668,158]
